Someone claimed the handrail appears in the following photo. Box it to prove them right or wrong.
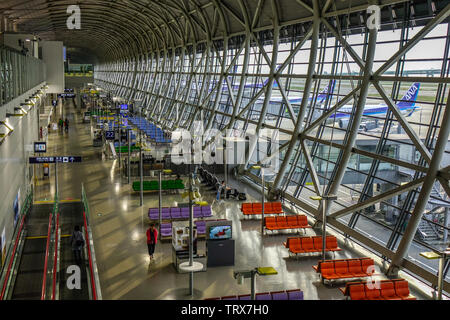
[0,214,26,300]
[41,213,52,300]
[52,213,60,300]
[83,211,97,300]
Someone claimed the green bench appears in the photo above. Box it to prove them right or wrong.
[132,179,185,192]
[116,146,141,153]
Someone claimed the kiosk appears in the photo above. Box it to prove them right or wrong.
[206,220,235,267]
[171,221,207,273]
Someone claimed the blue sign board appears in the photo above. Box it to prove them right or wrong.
[105,131,115,140]
[29,156,82,164]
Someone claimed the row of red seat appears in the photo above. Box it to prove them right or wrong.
[265,215,310,230]
[342,279,416,300]
[312,258,375,283]
[284,236,341,255]
[241,202,283,215]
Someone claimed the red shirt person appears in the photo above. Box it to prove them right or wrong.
[146,224,158,260]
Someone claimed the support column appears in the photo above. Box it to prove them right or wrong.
[240,21,281,173]
[319,23,378,222]
[388,89,450,275]
[270,0,321,189]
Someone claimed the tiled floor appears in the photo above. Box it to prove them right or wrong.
[35,100,431,300]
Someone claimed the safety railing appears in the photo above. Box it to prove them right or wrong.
[0,187,33,300]
[41,213,53,300]
[51,213,60,300]
[0,214,26,300]
[81,183,102,299]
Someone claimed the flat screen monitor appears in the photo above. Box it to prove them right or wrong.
[209,225,232,240]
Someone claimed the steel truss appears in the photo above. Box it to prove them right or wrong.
[93,1,450,295]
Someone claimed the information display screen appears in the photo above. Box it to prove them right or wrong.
[209,225,232,240]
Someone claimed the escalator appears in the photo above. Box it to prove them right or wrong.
[57,202,90,299]
[10,204,53,300]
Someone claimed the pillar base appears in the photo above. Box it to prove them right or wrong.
[267,187,281,201]
[385,264,400,278]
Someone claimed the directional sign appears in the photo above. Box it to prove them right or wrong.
[34,142,47,153]
[29,156,82,164]
[105,131,115,140]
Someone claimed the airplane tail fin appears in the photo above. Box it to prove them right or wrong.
[397,82,420,108]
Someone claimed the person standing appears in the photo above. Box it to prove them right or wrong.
[146,223,158,261]
[70,225,85,264]
[58,118,63,131]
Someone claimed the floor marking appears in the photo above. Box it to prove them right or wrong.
[34,200,55,204]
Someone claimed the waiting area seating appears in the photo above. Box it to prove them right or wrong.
[264,215,310,232]
[132,179,185,192]
[129,117,172,144]
[148,206,212,220]
[241,202,283,216]
[159,219,226,239]
[204,289,304,300]
[341,279,416,300]
[283,235,341,257]
[198,167,247,200]
[312,257,375,284]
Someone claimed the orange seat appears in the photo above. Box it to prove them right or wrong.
[321,262,339,279]
[313,237,323,250]
[349,284,366,300]
[287,216,299,227]
[297,215,308,227]
[325,236,339,250]
[265,217,277,229]
[360,258,374,275]
[334,261,350,277]
[380,282,402,300]
[289,238,303,253]
[276,216,288,228]
[394,280,415,300]
[301,237,315,252]
[272,202,283,213]
[348,260,367,277]
[364,285,382,300]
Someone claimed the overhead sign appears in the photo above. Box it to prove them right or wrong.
[29,156,82,164]
[34,142,47,153]
[105,131,115,140]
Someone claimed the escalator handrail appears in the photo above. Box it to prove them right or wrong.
[52,213,60,300]
[0,214,26,300]
[83,211,97,300]
[41,213,52,300]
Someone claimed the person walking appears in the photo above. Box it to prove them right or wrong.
[70,225,85,264]
[146,223,158,261]
[58,118,63,132]
[64,118,69,133]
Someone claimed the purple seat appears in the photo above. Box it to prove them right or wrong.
[238,295,251,300]
[170,208,181,219]
[194,210,202,218]
[255,293,272,300]
[161,210,171,219]
[162,207,170,213]
[197,227,206,234]
[181,208,190,218]
[271,291,288,300]
[201,206,212,217]
[287,290,303,300]
[148,208,159,219]
[160,223,172,237]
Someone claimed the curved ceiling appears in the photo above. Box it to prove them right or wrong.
[0,0,418,62]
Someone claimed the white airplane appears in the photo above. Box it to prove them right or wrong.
[330,82,421,129]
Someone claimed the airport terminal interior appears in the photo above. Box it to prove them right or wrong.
[0,0,449,301]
